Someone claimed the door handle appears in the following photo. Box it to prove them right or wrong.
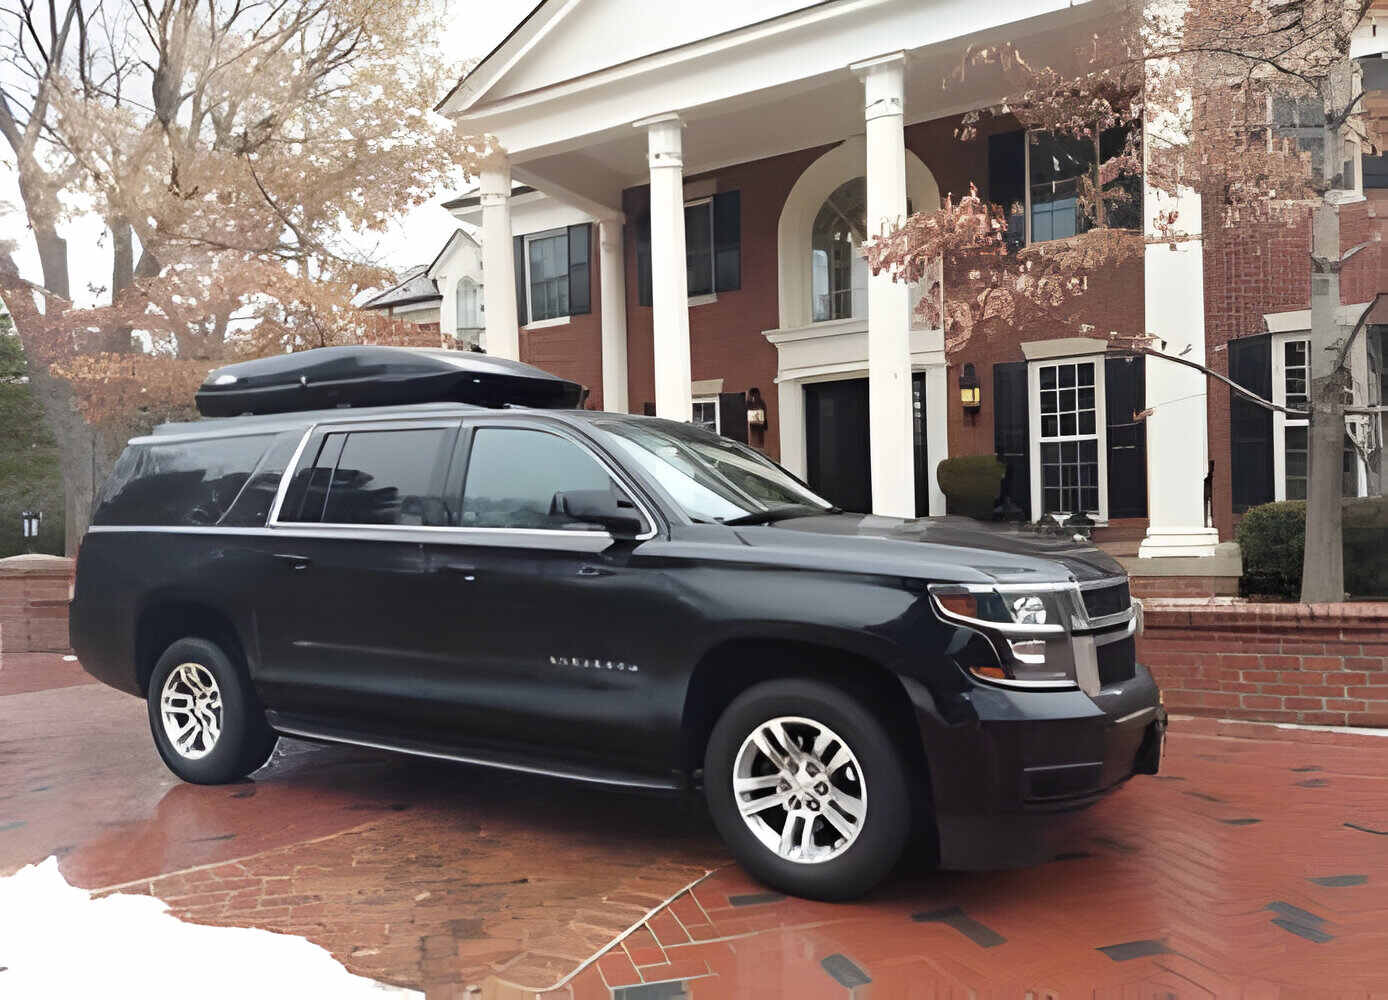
[274,553,312,571]
[578,564,612,577]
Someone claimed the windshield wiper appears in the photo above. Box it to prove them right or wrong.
[720,504,838,526]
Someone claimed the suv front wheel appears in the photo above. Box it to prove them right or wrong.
[704,678,912,900]
[147,637,278,784]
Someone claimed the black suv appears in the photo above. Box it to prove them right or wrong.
[71,346,1163,900]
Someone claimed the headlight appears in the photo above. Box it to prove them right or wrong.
[1011,595,1047,626]
[929,583,1077,689]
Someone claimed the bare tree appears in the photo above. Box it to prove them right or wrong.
[0,0,484,546]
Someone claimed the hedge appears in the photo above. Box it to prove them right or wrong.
[937,455,1005,519]
[1236,496,1388,598]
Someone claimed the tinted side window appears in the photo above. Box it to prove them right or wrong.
[318,429,453,526]
[221,431,304,527]
[461,427,621,530]
[93,434,274,526]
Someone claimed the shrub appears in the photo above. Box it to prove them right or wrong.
[937,455,1005,519]
[1236,496,1388,599]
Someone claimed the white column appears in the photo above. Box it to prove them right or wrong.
[635,113,692,420]
[854,53,915,518]
[598,216,630,412]
[480,156,519,361]
[777,379,807,479]
[924,362,949,514]
[1138,61,1219,557]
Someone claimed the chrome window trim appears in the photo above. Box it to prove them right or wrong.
[84,522,626,546]
[263,415,660,542]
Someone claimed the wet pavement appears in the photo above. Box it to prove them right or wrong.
[4,652,1388,998]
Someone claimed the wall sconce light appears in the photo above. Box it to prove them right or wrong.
[959,362,982,414]
[745,387,768,430]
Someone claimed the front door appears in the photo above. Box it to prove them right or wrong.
[804,374,928,516]
[413,421,668,770]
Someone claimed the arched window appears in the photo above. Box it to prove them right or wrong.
[810,177,868,322]
[455,278,483,331]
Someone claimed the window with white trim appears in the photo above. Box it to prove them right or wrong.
[1028,357,1107,520]
[455,278,483,330]
[691,397,719,433]
[1271,332,1364,500]
[525,229,569,322]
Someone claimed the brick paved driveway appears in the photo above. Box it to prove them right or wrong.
[4,652,1387,998]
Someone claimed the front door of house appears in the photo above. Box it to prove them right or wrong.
[805,375,928,517]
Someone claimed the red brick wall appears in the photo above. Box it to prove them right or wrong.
[518,224,607,410]
[0,556,74,653]
[1139,601,1388,726]
[1203,198,1382,540]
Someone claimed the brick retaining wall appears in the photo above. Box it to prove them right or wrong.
[0,554,75,653]
[1138,601,1388,727]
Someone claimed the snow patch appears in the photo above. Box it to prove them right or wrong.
[0,857,420,998]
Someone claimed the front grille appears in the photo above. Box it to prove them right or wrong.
[1097,635,1136,687]
[1082,580,1131,620]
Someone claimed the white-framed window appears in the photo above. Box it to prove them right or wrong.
[691,397,719,433]
[1028,356,1108,521]
[810,177,869,322]
[1024,128,1141,244]
[525,228,569,323]
[685,198,715,298]
[455,277,483,330]
[1271,332,1366,500]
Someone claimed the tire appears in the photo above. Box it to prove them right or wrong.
[704,678,912,901]
[146,637,278,784]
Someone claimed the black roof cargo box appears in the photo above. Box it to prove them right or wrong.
[195,346,584,417]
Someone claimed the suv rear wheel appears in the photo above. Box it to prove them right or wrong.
[146,637,278,784]
[704,678,911,900]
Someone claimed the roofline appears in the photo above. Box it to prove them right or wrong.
[442,185,537,211]
[361,292,442,311]
[433,1,551,113]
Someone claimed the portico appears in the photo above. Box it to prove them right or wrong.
[435,0,1219,561]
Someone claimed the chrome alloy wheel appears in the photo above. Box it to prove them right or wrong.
[732,715,867,864]
[159,662,223,760]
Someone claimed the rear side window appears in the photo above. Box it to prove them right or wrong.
[281,427,453,526]
[461,427,622,530]
[93,434,275,526]
[220,431,304,527]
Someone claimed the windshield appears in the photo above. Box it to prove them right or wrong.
[595,419,833,523]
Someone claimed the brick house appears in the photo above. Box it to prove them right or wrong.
[432,0,1387,590]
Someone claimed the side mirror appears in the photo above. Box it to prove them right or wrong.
[550,489,644,538]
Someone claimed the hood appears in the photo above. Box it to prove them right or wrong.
[726,513,1124,585]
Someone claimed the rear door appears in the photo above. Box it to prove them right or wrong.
[253,418,459,728]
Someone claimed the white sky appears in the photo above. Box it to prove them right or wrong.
[0,1,531,307]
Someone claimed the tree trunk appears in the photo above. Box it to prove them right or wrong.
[1300,199,1346,603]
[24,369,113,554]
[34,227,70,302]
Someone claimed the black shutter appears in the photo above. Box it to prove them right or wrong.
[988,130,1026,251]
[567,224,591,315]
[993,361,1030,518]
[636,211,653,307]
[1229,333,1275,512]
[513,235,528,327]
[712,190,741,292]
[718,392,748,443]
[1104,356,1148,517]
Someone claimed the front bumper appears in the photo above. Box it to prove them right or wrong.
[906,662,1165,870]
